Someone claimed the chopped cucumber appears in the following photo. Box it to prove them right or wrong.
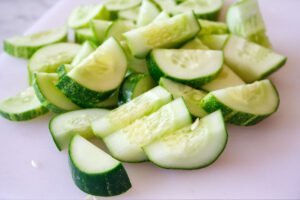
[105,0,142,11]
[57,64,73,78]
[147,49,223,88]
[200,80,279,126]
[144,110,228,169]
[69,135,131,196]
[33,73,79,113]
[105,20,135,41]
[68,5,110,29]
[118,6,140,21]
[0,87,48,121]
[223,35,287,83]
[104,98,192,162]
[49,109,109,150]
[119,73,156,104]
[74,28,98,44]
[159,78,207,117]
[152,11,170,22]
[181,38,210,50]
[71,41,96,66]
[124,11,200,58]
[198,19,228,36]
[3,27,67,59]
[154,0,177,14]
[28,43,81,84]
[94,91,119,109]
[92,86,172,138]
[57,38,127,107]
[199,34,228,50]
[137,0,161,27]
[90,20,113,44]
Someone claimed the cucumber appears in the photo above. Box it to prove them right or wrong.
[147,49,223,88]
[33,73,79,113]
[90,20,113,44]
[119,73,156,104]
[105,0,142,11]
[152,11,170,22]
[181,38,209,50]
[124,11,201,58]
[200,80,279,126]
[94,91,119,109]
[0,87,48,121]
[137,0,161,27]
[198,19,228,36]
[68,5,110,29]
[49,108,109,150]
[28,43,81,84]
[57,64,73,78]
[223,35,287,83]
[159,78,207,117]
[3,27,67,59]
[92,86,172,138]
[199,34,228,50]
[105,20,135,41]
[71,41,97,66]
[201,65,245,91]
[144,110,228,169]
[154,0,177,14]
[57,38,127,107]
[69,135,131,196]
[118,6,140,21]
[103,98,192,162]
[74,28,98,45]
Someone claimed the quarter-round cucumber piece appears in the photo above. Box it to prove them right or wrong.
[105,20,135,41]
[199,34,229,50]
[33,73,79,113]
[90,20,113,44]
[118,6,140,21]
[69,135,131,196]
[144,110,228,169]
[104,98,192,162]
[0,87,48,121]
[105,0,142,11]
[74,28,98,45]
[223,35,287,83]
[28,43,81,84]
[200,80,279,126]
[3,27,67,59]
[49,108,109,150]
[198,19,228,36]
[71,41,97,66]
[57,38,127,107]
[147,49,223,88]
[136,0,161,27]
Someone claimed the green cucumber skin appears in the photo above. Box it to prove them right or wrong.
[69,155,131,196]
[48,116,63,151]
[57,65,68,78]
[0,106,48,121]
[74,33,98,46]
[197,10,220,21]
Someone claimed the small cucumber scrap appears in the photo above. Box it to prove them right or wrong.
[49,109,109,150]
[104,0,142,11]
[74,28,98,44]
[0,87,48,121]
[200,80,279,126]
[90,20,113,44]
[4,27,67,59]
[104,98,192,162]
[71,41,97,66]
[224,35,287,83]
[136,0,161,27]
[144,110,228,169]
[124,11,200,58]
[92,86,172,138]
[199,34,229,50]
[69,135,131,196]
[147,49,223,88]
[198,19,228,36]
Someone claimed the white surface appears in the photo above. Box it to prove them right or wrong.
[0,0,300,199]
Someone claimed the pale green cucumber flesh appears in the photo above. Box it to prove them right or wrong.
[90,20,113,44]
[71,41,97,66]
[199,34,229,50]
[118,6,140,21]
[105,20,135,41]
[105,0,142,11]
[198,19,228,36]
[74,28,98,45]
[137,0,161,27]
[181,38,210,50]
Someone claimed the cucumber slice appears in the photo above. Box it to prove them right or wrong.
[223,35,287,83]
[118,6,140,21]
[90,20,113,44]
[199,34,228,50]
[49,109,109,150]
[200,80,279,126]
[71,41,97,66]
[124,11,200,58]
[104,98,192,162]
[105,0,142,11]
[68,5,110,29]
[152,11,170,22]
[69,135,131,196]
[74,28,98,45]
[28,43,81,84]
[201,65,245,91]
[119,73,156,104]
[33,73,79,113]
[159,78,207,117]
[94,91,119,109]
[144,110,228,169]
[147,49,223,88]
[198,19,228,36]
[0,87,48,121]
[105,20,135,41]
[57,38,127,106]
[154,0,177,14]
[3,27,67,59]
[92,86,172,138]
[137,0,161,27]
[181,38,209,50]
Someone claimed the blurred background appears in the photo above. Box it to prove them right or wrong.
[0,0,59,52]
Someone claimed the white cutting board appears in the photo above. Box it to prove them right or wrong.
[0,0,300,199]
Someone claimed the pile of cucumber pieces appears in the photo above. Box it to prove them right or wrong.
[0,0,287,197]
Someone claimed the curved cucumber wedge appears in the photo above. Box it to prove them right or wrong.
[119,73,156,104]
[71,41,97,66]
[224,35,287,83]
[200,80,279,126]
[137,0,161,27]
[57,38,127,107]
[0,87,48,121]
[4,27,67,59]
[92,86,172,138]
[28,43,81,84]
[124,11,200,58]
[33,73,79,113]
[144,110,228,169]
[199,34,229,50]
[68,5,110,29]
[181,38,209,50]
[105,20,135,41]
[105,0,142,11]
[104,98,192,162]
[90,20,113,44]
[69,135,131,196]
[147,49,223,88]
[118,6,140,21]
[198,19,228,36]
[74,28,98,45]
[159,78,207,117]
[49,109,109,150]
